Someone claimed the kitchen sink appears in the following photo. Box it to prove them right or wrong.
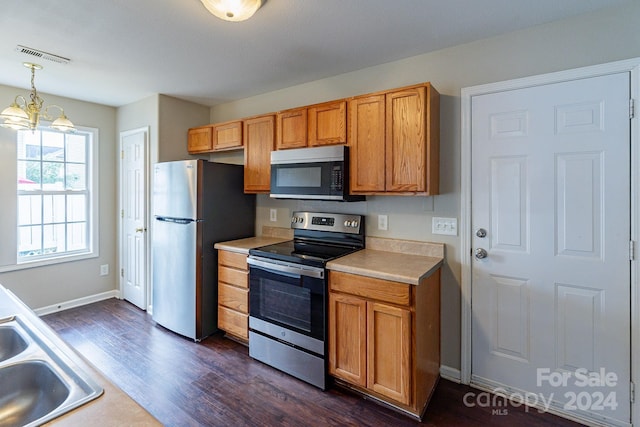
[0,316,103,427]
[0,361,70,427]
[0,327,28,363]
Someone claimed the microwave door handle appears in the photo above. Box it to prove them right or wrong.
[247,257,324,279]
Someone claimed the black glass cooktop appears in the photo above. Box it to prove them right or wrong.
[249,240,361,267]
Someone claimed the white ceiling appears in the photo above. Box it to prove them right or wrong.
[0,0,630,108]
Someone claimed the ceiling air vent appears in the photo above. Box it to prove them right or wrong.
[15,45,70,64]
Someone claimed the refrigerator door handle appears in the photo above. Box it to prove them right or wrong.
[155,216,195,224]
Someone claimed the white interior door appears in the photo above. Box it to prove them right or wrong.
[471,73,630,426]
[120,127,149,310]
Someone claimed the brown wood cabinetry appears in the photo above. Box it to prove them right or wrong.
[328,269,440,418]
[187,125,213,153]
[243,114,275,193]
[212,120,243,151]
[276,107,307,149]
[308,100,347,146]
[348,83,439,195]
[217,250,249,343]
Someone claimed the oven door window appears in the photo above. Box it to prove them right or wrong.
[249,265,324,340]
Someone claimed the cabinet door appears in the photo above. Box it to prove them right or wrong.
[276,107,307,149]
[367,301,411,405]
[308,100,347,146]
[187,126,213,153]
[244,115,275,193]
[385,87,426,192]
[213,120,243,150]
[328,292,367,387]
[348,95,386,193]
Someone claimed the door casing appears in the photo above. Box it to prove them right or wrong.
[461,58,640,425]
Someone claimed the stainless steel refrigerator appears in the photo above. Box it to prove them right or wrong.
[151,159,255,341]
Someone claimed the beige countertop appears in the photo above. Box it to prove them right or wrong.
[327,237,445,285]
[214,235,290,254]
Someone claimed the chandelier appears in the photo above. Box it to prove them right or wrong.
[0,62,75,132]
[200,0,263,22]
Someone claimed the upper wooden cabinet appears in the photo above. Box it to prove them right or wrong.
[308,100,347,146]
[243,114,275,193]
[276,107,307,150]
[212,120,243,151]
[187,125,213,153]
[276,100,347,150]
[349,83,440,195]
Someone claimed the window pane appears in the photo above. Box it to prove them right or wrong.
[43,195,66,223]
[18,195,41,226]
[41,162,64,190]
[43,224,65,253]
[66,134,86,163]
[17,160,41,190]
[66,163,86,190]
[67,222,87,251]
[17,131,41,160]
[18,225,42,256]
[42,132,64,161]
[67,195,86,222]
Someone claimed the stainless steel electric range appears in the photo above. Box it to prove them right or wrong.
[247,211,365,390]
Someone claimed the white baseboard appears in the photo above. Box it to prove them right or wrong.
[34,289,121,316]
[440,365,462,383]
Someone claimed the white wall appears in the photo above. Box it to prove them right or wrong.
[0,85,118,309]
[208,1,640,371]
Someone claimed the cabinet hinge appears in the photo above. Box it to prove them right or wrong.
[631,381,635,403]
[630,99,635,119]
[630,241,635,261]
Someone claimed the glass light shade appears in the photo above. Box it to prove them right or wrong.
[50,114,75,132]
[200,0,262,22]
[0,103,29,122]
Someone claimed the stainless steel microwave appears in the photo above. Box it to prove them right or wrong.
[270,145,364,201]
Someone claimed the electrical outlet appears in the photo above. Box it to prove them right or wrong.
[100,264,109,276]
[270,208,277,222]
[378,215,388,231]
[432,217,458,236]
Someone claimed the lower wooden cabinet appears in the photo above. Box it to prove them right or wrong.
[217,250,249,343]
[328,269,440,417]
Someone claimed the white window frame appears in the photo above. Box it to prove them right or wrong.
[5,126,99,271]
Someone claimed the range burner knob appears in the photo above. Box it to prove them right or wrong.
[344,220,351,227]
[351,221,359,228]
[291,216,303,224]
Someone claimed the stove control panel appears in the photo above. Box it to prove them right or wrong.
[290,212,364,235]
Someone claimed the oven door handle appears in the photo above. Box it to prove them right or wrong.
[247,256,324,279]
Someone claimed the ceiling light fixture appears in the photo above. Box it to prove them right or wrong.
[0,62,75,133]
[200,0,263,22]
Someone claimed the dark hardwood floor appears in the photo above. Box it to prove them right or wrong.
[43,299,583,426]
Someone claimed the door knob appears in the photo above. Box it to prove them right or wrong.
[476,228,487,238]
[135,227,146,233]
[475,248,488,259]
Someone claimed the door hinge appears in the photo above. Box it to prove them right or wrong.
[121,209,124,219]
[121,150,124,159]
[121,268,124,278]
[630,241,635,261]
[631,381,635,403]
[630,99,635,119]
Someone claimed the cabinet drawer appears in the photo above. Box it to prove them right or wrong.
[218,283,249,313]
[218,250,247,270]
[329,271,411,306]
[218,265,248,288]
[218,306,248,340]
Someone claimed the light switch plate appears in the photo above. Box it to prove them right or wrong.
[100,264,109,276]
[432,217,457,236]
[270,209,277,222]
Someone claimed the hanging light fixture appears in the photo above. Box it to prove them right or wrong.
[0,62,75,132]
[200,0,263,22]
